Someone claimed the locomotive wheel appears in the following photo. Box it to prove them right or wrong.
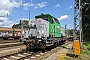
[54,42,58,47]
[40,42,46,49]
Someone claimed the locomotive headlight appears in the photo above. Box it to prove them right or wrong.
[38,40,42,42]
[29,34,31,37]
[29,34,32,37]
[42,30,44,34]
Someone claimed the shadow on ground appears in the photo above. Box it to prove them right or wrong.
[60,46,71,50]
[66,53,75,58]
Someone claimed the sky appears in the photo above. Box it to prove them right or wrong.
[0,0,74,29]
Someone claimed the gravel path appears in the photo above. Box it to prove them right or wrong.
[45,43,73,60]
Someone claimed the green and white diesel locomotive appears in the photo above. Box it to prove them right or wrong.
[23,14,66,49]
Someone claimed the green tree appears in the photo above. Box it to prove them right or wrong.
[12,24,21,28]
[12,20,29,29]
[22,20,29,29]
[82,0,90,41]
[69,29,73,36]
[68,29,79,36]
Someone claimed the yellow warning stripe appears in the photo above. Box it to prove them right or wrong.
[40,43,46,49]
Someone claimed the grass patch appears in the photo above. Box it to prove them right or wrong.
[38,56,49,60]
[55,42,71,53]
[44,56,48,59]
[38,58,43,60]
[69,49,73,54]
[55,47,60,53]
[63,42,71,47]
[82,43,90,54]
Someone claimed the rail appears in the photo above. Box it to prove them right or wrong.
[0,42,24,49]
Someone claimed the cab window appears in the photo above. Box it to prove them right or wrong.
[54,18,60,24]
[50,18,54,24]
[42,17,48,21]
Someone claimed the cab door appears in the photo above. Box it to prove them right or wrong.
[53,18,61,37]
[49,17,55,36]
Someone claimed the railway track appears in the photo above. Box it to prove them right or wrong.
[0,47,46,60]
[0,39,19,44]
[0,42,26,57]
[0,42,45,60]
[0,43,64,60]
[0,40,69,60]
[0,43,24,49]
[0,43,68,60]
[0,42,57,60]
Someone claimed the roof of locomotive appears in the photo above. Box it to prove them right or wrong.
[35,13,60,24]
[35,13,52,18]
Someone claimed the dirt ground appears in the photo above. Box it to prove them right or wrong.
[44,43,73,60]
[32,42,89,60]
[43,42,88,60]
[35,42,73,60]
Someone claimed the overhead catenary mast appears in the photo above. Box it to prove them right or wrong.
[74,0,83,51]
